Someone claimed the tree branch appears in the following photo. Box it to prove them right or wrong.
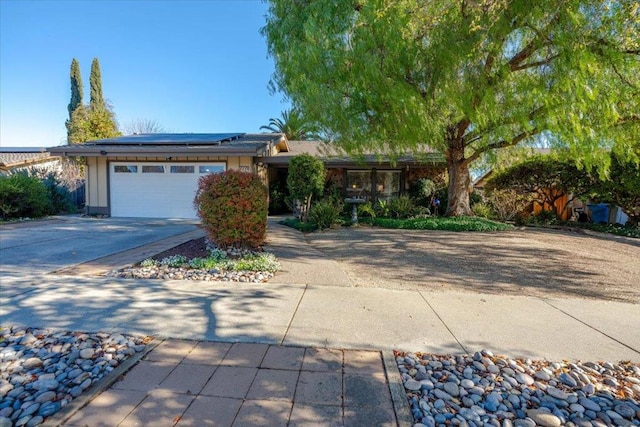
[466,128,538,164]
[511,54,560,71]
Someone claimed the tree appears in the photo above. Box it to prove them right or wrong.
[287,154,326,222]
[65,57,120,143]
[123,118,166,135]
[486,156,593,220]
[588,150,640,225]
[90,58,105,111]
[65,58,84,143]
[263,0,640,216]
[260,108,319,140]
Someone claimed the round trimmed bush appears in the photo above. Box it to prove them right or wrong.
[194,170,268,250]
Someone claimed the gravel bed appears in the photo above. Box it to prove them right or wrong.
[105,266,275,283]
[397,350,640,427]
[0,326,150,427]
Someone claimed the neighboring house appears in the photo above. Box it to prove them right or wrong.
[49,133,446,219]
[0,147,61,176]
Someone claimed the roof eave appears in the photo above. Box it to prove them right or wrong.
[48,146,262,157]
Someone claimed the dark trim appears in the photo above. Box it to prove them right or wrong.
[86,206,109,216]
[48,147,261,157]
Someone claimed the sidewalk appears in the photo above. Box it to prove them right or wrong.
[55,340,407,427]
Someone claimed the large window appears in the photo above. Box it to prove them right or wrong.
[376,171,401,200]
[346,169,401,200]
[346,171,372,199]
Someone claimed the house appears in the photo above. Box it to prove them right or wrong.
[49,133,446,219]
[0,147,61,176]
[264,140,446,202]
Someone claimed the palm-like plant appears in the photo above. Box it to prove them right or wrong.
[260,108,319,140]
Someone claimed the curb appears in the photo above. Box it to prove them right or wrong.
[43,338,162,427]
[382,350,413,427]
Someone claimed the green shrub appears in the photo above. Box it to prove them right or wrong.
[230,252,280,273]
[140,258,158,267]
[472,202,493,219]
[287,154,326,222]
[160,255,188,267]
[188,257,223,270]
[0,173,53,220]
[357,201,376,219]
[372,216,513,232]
[528,209,557,225]
[43,172,74,214]
[388,195,415,218]
[208,248,228,261]
[374,199,391,217]
[309,199,342,230]
[194,170,268,249]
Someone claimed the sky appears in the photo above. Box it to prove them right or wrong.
[0,0,289,147]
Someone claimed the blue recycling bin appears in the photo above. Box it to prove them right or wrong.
[587,203,609,224]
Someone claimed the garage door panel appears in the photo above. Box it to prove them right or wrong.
[109,162,225,218]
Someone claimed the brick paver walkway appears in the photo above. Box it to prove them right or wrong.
[61,340,400,427]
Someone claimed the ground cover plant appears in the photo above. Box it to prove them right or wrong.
[553,221,639,239]
[139,246,280,274]
[281,215,513,233]
[370,216,513,232]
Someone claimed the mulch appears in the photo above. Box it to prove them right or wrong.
[150,237,209,261]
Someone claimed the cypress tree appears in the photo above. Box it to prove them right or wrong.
[89,58,105,111]
[66,58,84,142]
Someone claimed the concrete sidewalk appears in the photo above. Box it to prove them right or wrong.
[55,340,406,426]
[1,274,638,362]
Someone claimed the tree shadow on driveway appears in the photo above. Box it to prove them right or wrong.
[0,274,300,344]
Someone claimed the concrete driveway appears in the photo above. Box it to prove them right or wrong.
[0,216,200,275]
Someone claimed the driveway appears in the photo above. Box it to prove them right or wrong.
[305,226,640,303]
[0,216,200,275]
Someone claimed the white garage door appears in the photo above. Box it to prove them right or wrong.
[110,162,226,218]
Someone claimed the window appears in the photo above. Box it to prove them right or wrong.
[114,165,137,173]
[376,171,401,200]
[199,164,225,174]
[170,165,194,174]
[142,165,165,173]
[346,171,372,199]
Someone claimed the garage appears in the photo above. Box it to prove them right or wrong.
[109,162,225,218]
[48,133,290,217]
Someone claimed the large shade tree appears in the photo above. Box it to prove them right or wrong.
[263,0,640,215]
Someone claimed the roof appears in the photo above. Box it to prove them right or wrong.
[90,133,246,145]
[49,133,287,157]
[264,140,445,167]
[0,148,58,171]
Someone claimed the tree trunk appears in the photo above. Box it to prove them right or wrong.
[445,143,473,216]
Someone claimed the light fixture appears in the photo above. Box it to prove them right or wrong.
[99,150,107,155]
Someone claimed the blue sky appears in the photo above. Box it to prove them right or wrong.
[0,0,288,147]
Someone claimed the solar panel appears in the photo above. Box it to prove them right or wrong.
[92,133,245,145]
